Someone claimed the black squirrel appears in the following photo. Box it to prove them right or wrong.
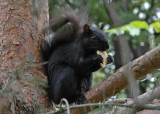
[40,8,113,104]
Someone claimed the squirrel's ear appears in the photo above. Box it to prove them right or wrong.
[83,24,90,32]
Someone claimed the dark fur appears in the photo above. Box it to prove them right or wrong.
[40,8,111,104]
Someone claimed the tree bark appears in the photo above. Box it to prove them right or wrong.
[0,0,49,113]
[71,45,160,114]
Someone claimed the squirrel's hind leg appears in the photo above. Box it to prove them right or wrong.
[48,65,86,104]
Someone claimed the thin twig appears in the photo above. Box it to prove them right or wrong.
[46,101,160,114]
[46,86,160,114]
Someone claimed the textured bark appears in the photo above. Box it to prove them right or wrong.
[0,0,49,113]
[71,46,160,114]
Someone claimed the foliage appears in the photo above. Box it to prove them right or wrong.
[105,20,160,36]
[48,0,160,111]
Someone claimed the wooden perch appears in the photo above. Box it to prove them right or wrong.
[106,86,160,114]
[71,46,160,114]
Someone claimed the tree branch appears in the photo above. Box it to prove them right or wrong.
[71,46,160,114]
[47,86,160,114]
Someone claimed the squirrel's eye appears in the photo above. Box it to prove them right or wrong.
[91,36,97,40]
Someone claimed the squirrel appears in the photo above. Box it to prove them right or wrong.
[40,8,113,104]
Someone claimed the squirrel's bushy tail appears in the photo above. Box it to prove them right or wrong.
[49,7,90,33]
[40,7,90,75]
[49,8,91,50]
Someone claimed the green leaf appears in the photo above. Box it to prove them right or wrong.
[104,28,116,33]
[121,25,130,31]
[104,20,150,36]
[150,21,160,33]
[115,29,125,35]
[130,20,149,30]
[104,28,125,35]
[125,24,141,36]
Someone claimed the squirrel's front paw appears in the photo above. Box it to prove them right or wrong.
[92,54,103,63]
[90,55,103,71]
[96,54,103,64]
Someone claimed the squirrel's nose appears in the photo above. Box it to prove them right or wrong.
[101,42,109,51]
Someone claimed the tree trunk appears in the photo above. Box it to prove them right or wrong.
[0,0,49,113]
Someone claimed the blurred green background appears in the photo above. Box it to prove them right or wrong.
[48,0,160,99]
